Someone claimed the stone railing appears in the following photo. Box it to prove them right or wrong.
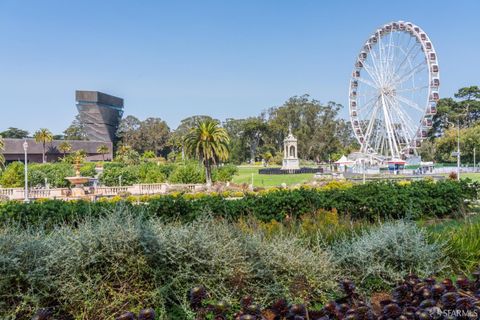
[0,188,69,200]
[95,186,130,196]
[0,183,205,201]
[0,188,23,199]
[29,188,69,199]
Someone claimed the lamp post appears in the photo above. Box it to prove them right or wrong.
[474,147,476,172]
[23,140,29,202]
[446,118,461,181]
[456,119,460,181]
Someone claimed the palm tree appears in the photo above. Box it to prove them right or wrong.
[58,141,72,158]
[184,120,229,186]
[33,128,53,163]
[97,144,109,161]
[0,135,5,168]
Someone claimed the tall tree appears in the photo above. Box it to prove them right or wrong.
[454,86,480,127]
[265,95,348,162]
[184,120,229,186]
[435,123,480,163]
[117,115,142,148]
[0,127,29,139]
[33,128,53,163]
[64,115,88,140]
[137,117,170,156]
[170,115,214,159]
[241,117,268,163]
[58,141,72,158]
[117,116,170,156]
[97,144,110,161]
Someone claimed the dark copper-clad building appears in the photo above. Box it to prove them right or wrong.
[76,91,124,142]
[2,91,122,163]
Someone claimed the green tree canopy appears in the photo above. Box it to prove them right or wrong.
[58,141,72,157]
[184,120,229,186]
[64,115,88,140]
[0,127,29,139]
[117,116,170,156]
[33,128,53,163]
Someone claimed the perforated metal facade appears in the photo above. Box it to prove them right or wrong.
[76,91,124,142]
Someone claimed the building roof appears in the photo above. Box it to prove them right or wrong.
[3,138,111,155]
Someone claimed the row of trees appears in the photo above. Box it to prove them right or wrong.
[420,86,480,163]
[115,95,358,165]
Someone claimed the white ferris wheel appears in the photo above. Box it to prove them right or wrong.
[349,21,439,161]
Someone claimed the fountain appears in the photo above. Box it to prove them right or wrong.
[65,158,93,198]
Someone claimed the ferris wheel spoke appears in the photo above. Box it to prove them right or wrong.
[388,98,419,141]
[368,44,385,86]
[383,95,406,153]
[362,62,382,86]
[385,35,396,83]
[363,102,382,152]
[394,35,414,70]
[380,94,400,157]
[393,56,427,85]
[385,95,416,144]
[394,94,425,113]
[390,38,417,81]
[396,85,429,93]
[391,44,424,82]
[356,77,378,89]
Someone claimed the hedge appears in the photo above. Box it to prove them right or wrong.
[0,180,477,228]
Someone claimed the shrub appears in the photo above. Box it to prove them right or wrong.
[0,180,477,228]
[430,216,480,274]
[138,162,166,183]
[212,164,238,182]
[0,162,97,189]
[331,220,447,293]
[169,161,205,184]
[0,211,338,319]
[0,161,24,187]
[29,162,75,188]
[100,162,140,186]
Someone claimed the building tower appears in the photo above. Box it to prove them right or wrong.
[76,91,124,142]
[281,125,300,170]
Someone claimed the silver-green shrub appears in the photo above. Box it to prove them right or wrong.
[0,211,337,319]
[331,220,447,292]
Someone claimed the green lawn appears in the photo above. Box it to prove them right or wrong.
[460,172,480,182]
[232,166,315,187]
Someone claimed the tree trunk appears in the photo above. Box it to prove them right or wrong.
[43,142,46,163]
[205,158,212,187]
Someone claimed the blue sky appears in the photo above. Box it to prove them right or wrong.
[0,0,478,134]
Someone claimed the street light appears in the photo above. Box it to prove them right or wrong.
[23,140,29,202]
[446,118,461,181]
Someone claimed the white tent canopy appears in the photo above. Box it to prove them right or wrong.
[334,155,355,165]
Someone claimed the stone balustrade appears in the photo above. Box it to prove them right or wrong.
[0,183,205,201]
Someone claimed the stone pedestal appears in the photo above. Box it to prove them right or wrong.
[282,158,300,170]
[71,186,86,197]
[281,126,300,170]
